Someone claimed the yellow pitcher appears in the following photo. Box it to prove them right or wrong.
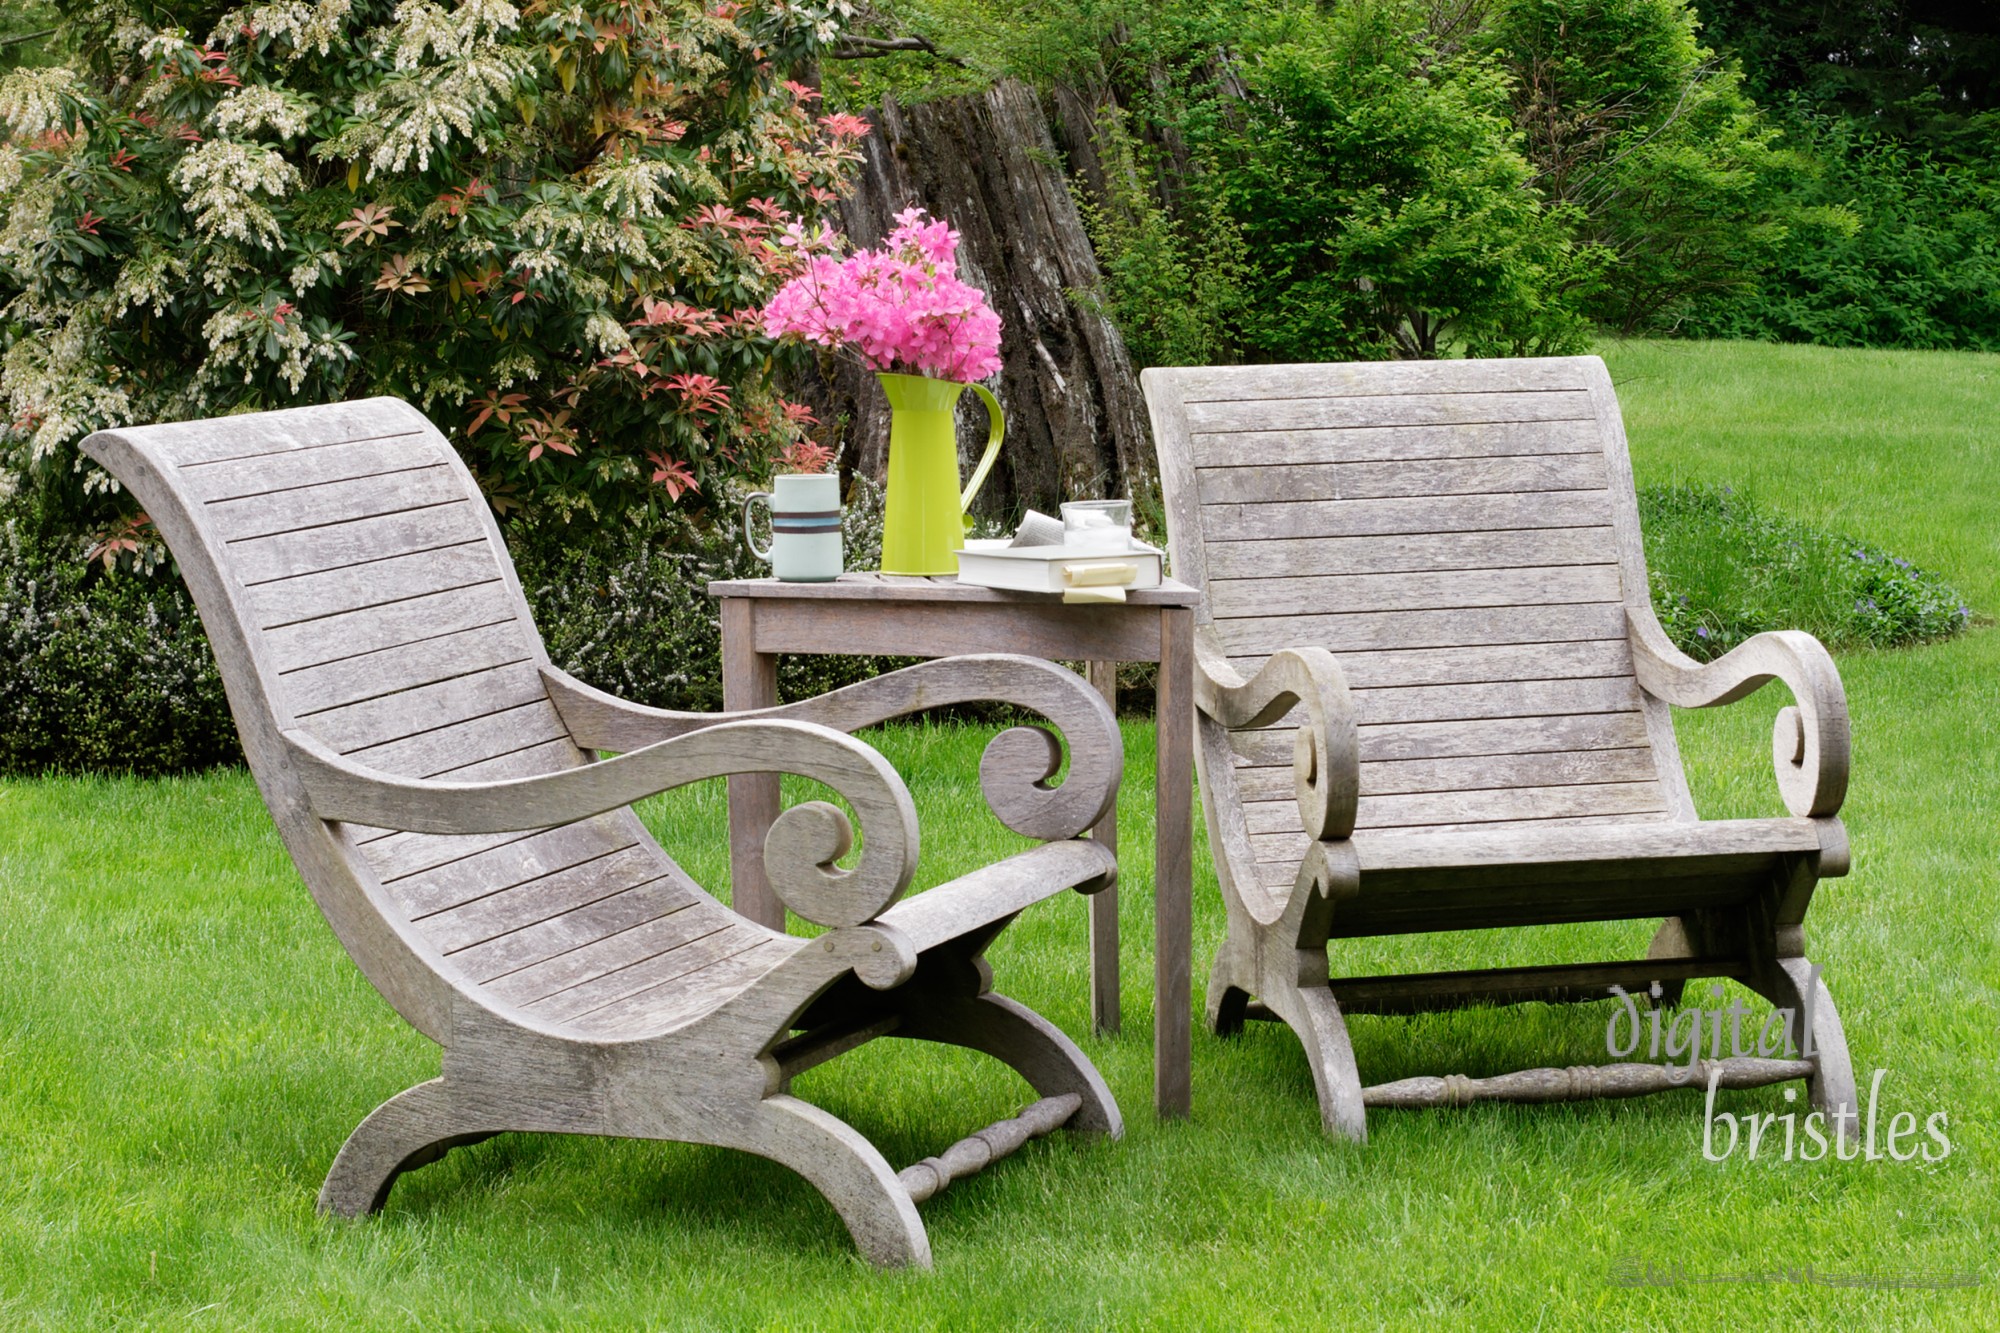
[877,372,1005,575]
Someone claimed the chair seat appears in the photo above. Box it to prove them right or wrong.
[1297,818,1823,938]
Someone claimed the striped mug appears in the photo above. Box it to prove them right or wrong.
[743,472,843,582]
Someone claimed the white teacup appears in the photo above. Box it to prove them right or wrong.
[744,473,843,582]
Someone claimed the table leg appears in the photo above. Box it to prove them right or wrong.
[1155,608,1194,1118]
[1085,660,1121,1036]
[720,598,784,930]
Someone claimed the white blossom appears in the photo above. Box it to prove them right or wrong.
[289,249,345,291]
[391,1,465,67]
[214,0,353,56]
[0,67,79,138]
[111,250,191,318]
[583,311,633,357]
[338,47,527,175]
[209,85,314,140]
[170,141,301,249]
[590,156,678,219]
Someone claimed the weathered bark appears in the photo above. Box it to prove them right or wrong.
[793,81,1155,525]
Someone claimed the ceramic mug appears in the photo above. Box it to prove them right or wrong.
[743,473,843,582]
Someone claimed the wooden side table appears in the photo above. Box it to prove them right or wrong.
[708,573,1199,1119]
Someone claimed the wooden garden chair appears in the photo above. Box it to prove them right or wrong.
[1142,355,1858,1140]
[82,399,1127,1268]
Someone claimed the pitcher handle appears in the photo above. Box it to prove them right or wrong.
[959,383,1006,514]
[742,491,773,561]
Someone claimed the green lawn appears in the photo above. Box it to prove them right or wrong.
[3,340,1997,1328]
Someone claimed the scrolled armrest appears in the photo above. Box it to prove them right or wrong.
[543,653,1120,842]
[1629,612,1849,817]
[1196,632,1358,840]
[283,719,918,928]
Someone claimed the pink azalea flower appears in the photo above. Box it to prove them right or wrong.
[760,209,1003,382]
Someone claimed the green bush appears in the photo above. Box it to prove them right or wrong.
[1192,0,1594,360]
[1679,111,2000,352]
[0,508,238,775]
[1480,0,1792,336]
[1640,482,1973,660]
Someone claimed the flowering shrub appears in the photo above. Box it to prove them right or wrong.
[761,206,1002,381]
[1640,482,1972,660]
[0,0,864,527]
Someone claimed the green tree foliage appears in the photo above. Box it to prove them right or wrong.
[1200,1,1593,360]
[1072,104,1250,370]
[1696,0,2000,153]
[1680,111,2000,351]
[0,0,861,532]
[1480,0,1790,334]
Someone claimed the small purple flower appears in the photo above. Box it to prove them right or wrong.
[1696,626,1710,639]
[1894,557,1911,569]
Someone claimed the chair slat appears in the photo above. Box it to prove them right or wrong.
[417,849,677,953]
[1229,711,1654,767]
[346,698,571,779]
[522,923,770,1023]
[286,621,535,716]
[1211,603,1628,656]
[1205,526,1617,579]
[1182,389,1593,433]
[585,940,799,1038]
[1196,451,1607,505]
[248,542,502,629]
[181,434,445,503]
[1235,747,1661,802]
[306,660,546,755]
[473,898,724,1003]
[1185,417,1603,468]
[1203,490,1613,542]
[1206,565,1622,620]
[266,582,521,673]
[234,500,485,585]
[206,464,460,541]
[1228,639,1635,690]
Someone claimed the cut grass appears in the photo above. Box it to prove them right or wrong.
[3,338,1998,1328]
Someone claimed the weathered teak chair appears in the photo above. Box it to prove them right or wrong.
[1142,356,1858,1140]
[82,399,1127,1267]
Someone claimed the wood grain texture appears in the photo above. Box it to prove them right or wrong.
[1154,607,1195,1119]
[1195,450,1606,505]
[1085,659,1120,1037]
[1187,417,1604,468]
[1143,355,1857,1143]
[1202,489,1612,542]
[81,397,1127,1268]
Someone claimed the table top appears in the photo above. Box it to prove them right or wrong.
[709,571,1202,607]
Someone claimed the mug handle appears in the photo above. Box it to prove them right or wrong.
[958,383,1006,516]
[742,491,773,561]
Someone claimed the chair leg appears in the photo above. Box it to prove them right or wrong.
[896,992,1123,1138]
[735,1094,931,1269]
[1748,956,1860,1145]
[319,1078,496,1217]
[1263,981,1368,1142]
[1206,935,1253,1038]
[1644,917,1693,1008]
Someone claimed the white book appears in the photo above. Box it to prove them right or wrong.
[954,540,1164,594]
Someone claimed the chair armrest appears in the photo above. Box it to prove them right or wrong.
[1195,630,1358,840]
[542,653,1121,841]
[1628,609,1849,817]
[281,720,918,928]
